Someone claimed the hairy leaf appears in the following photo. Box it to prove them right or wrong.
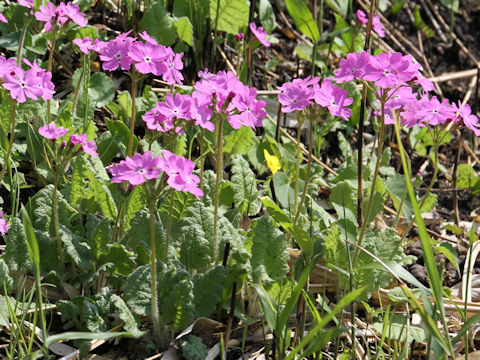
[60,225,92,270]
[3,217,31,272]
[139,2,177,45]
[192,266,226,317]
[250,217,289,284]
[179,224,212,270]
[224,126,254,155]
[111,294,144,338]
[181,335,208,360]
[231,155,261,216]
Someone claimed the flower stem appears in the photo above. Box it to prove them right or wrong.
[0,100,16,185]
[199,128,205,189]
[293,121,302,217]
[294,119,313,224]
[165,189,174,262]
[148,188,162,346]
[82,54,91,132]
[47,31,58,125]
[352,97,386,266]
[213,115,224,264]
[53,160,63,276]
[127,75,137,157]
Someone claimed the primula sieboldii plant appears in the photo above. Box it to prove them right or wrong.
[35,1,87,32]
[356,9,385,38]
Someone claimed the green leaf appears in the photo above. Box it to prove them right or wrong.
[181,335,208,360]
[250,217,289,284]
[45,331,134,347]
[231,155,261,216]
[3,217,31,272]
[372,314,426,344]
[101,244,136,276]
[413,6,434,38]
[260,196,312,257]
[82,299,107,332]
[124,210,163,264]
[223,126,254,155]
[285,0,320,43]
[179,224,212,270]
[124,186,148,231]
[362,191,384,223]
[27,185,79,234]
[252,282,278,331]
[174,17,193,46]
[159,190,196,220]
[0,259,13,293]
[157,262,195,331]
[209,0,249,35]
[60,225,92,270]
[325,0,348,16]
[420,193,437,213]
[85,216,110,261]
[124,265,152,316]
[259,0,276,34]
[70,155,117,220]
[330,181,357,224]
[385,174,413,221]
[272,172,295,210]
[457,163,476,189]
[111,294,144,338]
[192,266,226,317]
[139,2,178,46]
[88,72,115,108]
[439,0,459,12]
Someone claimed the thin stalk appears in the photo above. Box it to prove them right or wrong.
[399,138,440,242]
[352,97,386,266]
[71,67,84,118]
[211,0,221,71]
[213,115,224,264]
[199,128,205,189]
[148,185,162,345]
[127,75,137,156]
[165,189,174,261]
[294,119,313,224]
[53,161,62,276]
[293,121,302,219]
[464,234,475,360]
[453,130,462,225]
[82,54,91,132]
[0,100,16,185]
[16,23,29,64]
[111,193,127,244]
[47,30,58,124]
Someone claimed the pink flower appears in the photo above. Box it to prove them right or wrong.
[138,31,158,45]
[2,65,43,103]
[73,37,95,55]
[277,76,318,113]
[415,96,456,126]
[62,2,87,27]
[39,122,69,139]
[160,150,203,199]
[313,78,353,121]
[0,210,8,236]
[98,32,136,71]
[162,50,184,85]
[191,91,214,131]
[229,87,266,129]
[0,56,16,78]
[452,101,480,136]
[335,51,370,83]
[34,2,56,32]
[0,13,7,23]
[23,59,55,101]
[128,41,168,76]
[18,0,33,8]
[157,93,193,121]
[142,106,171,132]
[356,10,385,38]
[70,133,87,144]
[363,52,412,89]
[109,151,162,186]
[250,23,271,47]
[82,140,98,156]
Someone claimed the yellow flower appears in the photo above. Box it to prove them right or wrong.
[263,149,281,175]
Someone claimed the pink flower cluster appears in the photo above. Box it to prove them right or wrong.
[0,210,9,236]
[0,57,55,103]
[332,50,480,134]
[143,70,266,133]
[335,51,434,92]
[94,31,184,84]
[35,1,87,33]
[356,10,385,38]
[39,122,99,156]
[277,76,353,121]
[109,150,203,199]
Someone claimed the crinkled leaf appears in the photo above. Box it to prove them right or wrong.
[259,0,276,34]
[124,210,163,264]
[0,259,13,292]
[181,335,208,360]
[330,180,357,224]
[111,294,144,338]
[179,224,212,270]
[124,265,152,316]
[231,155,261,216]
[192,266,226,317]
[100,244,136,276]
[83,299,107,332]
[249,217,289,284]
[60,225,92,270]
[3,217,31,272]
